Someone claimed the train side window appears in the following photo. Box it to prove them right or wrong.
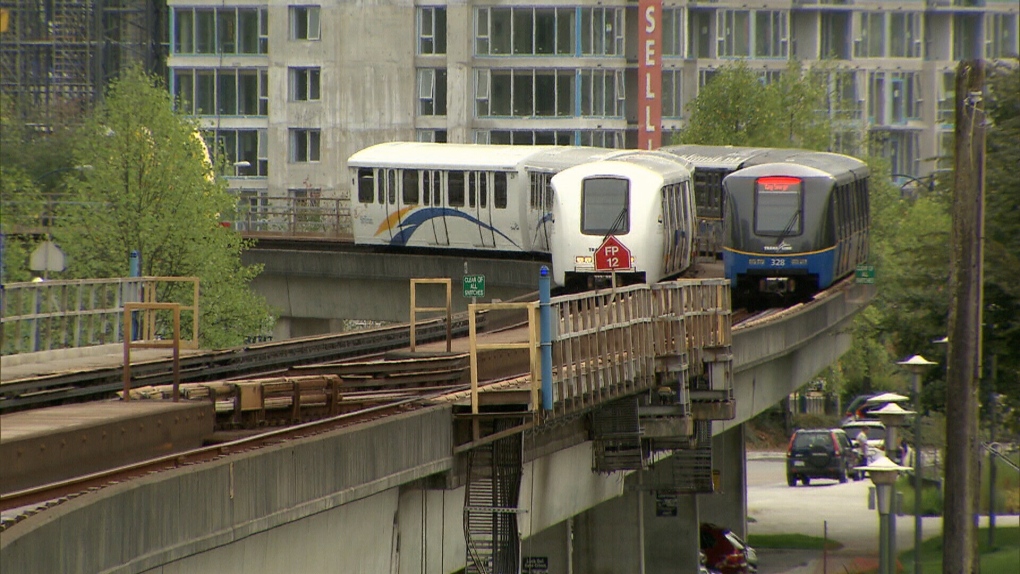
[386,169,397,205]
[468,172,477,208]
[422,171,431,206]
[358,168,375,204]
[448,171,465,206]
[430,170,442,205]
[479,172,488,208]
[530,174,541,208]
[377,170,385,204]
[494,172,508,208]
[403,169,420,204]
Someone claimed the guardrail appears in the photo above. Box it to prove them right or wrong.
[1,276,199,355]
[463,279,732,423]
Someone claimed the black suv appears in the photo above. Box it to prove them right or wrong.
[786,428,859,486]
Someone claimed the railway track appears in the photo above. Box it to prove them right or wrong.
[0,313,488,413]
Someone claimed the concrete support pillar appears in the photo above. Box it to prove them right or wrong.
[521,518,573,574]
[699,424,749,539]
[643,488,700,574]
[572,486,644,573]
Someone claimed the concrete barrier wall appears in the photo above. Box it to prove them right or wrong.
[0,406,454,574]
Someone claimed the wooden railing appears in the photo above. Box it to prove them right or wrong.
[464,279,732,422]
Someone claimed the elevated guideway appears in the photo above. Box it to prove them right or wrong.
[0,277,875,574]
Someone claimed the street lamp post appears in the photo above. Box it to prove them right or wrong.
[898,354,936,574]
[872,402,914,573]
[857,456,912,574]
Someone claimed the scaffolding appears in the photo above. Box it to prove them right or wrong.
[0,0,164,128]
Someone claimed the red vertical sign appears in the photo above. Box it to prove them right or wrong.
[638,0,663,150]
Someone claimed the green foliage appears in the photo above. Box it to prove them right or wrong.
[49,66,273,348]
[983,59,1020,434]
[900,527,1020,573]
[0,166,46,283]
[675,59,840,150]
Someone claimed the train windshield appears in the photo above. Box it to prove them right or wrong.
[582,177,629,235]
[754,176,802,236]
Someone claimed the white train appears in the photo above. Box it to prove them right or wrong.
[349,142,623,253]
[348,142,698,288]
[549,152,697,289]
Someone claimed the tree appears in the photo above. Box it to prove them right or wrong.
[982,59,1020,434]
[51,66,273,348]
[674,59,840,150]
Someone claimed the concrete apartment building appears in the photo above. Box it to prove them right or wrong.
[164,1,1018,204]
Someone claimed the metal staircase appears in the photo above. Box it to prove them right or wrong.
[464,419,525,574]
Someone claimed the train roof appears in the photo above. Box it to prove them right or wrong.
[348,142,559,171]
[723,159,867,185]
[663,145,867,177]
[661,145,788,169]
[348,142,638,173]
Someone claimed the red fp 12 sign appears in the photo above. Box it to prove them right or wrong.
[594,236,632,271]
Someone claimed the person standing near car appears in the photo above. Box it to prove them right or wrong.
[856,428,870,464]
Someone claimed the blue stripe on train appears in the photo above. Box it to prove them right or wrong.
[388,208,523,249]
[723,248,837,289]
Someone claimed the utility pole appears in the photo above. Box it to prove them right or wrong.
[944,60,985,574]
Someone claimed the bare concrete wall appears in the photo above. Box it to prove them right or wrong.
[0,406,454,574]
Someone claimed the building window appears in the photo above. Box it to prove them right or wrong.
[291,6,320,41]
[203,129,268,176]
[889,13,921,58]
[937,70,955,126]
[474,130,624,148]
[417,68,447,116]
[290,129,321,162]
[416,129,448,143]
[718,10,751,57]
[474,68,576,118]
[475,7,578,56]
[580,69,625,117]
[754,11,788,58]
[868,71,921,125]
[173,7,268,55]
[290,67,320,101]
[418,7,447,55]
[986,14,1019,60]
[854,12,885,58]
[580,7,624,56]
[174,68,268,116]
[662,8,685,57]
[662,69,682,118]
[689,10,712,59]
[820,12,850,60]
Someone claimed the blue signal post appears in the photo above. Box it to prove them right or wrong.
[539,266,553,411]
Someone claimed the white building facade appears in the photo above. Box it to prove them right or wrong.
[165,0,1019,201]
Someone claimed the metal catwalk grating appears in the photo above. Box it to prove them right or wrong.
[591,395,645,472]
[464,418,524,574]
[642,446,715,494]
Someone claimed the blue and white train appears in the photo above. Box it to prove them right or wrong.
[720,152,870,306]
[348,142,699,288]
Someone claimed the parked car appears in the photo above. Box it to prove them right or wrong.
[842,420,886,461]
[842,393,882,423]
[786,428,859,486]
[700,523,758,574]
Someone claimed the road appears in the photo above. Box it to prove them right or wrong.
[745,451,1018,574]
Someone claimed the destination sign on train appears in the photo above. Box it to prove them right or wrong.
[757,176,802,192]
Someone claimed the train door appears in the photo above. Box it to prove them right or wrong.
[528,172,553,252]
[661,185,682,275]
[470,171,496,248]
[425,169,449,246]
[376,168,397,242]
